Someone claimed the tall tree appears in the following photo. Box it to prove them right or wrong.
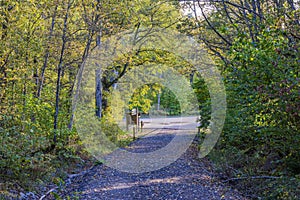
[53,0,73,146]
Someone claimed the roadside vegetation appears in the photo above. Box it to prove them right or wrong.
[1,0,299,199]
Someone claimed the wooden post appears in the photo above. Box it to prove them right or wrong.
[126,112,131,131]
[136,107,139,132]
[141,120,144,132]
[133,127,136,140]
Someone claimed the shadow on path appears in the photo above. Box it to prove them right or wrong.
[51,123,247,200]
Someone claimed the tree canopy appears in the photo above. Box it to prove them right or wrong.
[0,0,299,199]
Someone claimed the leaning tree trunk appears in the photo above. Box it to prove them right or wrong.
[68,30,94,129]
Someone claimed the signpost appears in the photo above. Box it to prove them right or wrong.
[126,108,141,140]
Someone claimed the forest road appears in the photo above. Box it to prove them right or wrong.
[50,116,247,200]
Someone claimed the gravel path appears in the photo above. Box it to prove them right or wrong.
[46,119,247,200]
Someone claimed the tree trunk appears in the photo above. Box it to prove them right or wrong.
[95,68,102,118]
[95,0,103,118]
[68,31,94,129]
[37,4,58,98]
[157,93,161,110]
[53,0,71,145]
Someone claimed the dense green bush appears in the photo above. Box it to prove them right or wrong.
[197,17,300,199]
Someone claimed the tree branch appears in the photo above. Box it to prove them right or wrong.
[222,175,280,183]
[197,0,232,46]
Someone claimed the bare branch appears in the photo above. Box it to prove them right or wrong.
[222,175,280,183]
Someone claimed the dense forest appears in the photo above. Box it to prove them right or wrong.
[1,0,299,199]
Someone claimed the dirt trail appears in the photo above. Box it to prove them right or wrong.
[45,117,247,200]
